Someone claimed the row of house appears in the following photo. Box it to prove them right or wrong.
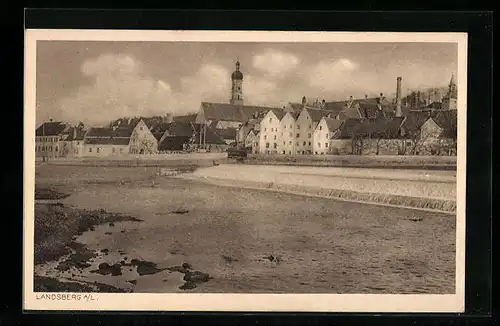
[35,114,230,158]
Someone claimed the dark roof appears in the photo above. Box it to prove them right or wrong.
[334,117,404,139]
[36,122,67,136]
[153,132,164,141]
[110,117,163,131]
[64,127,86,141]
[287,102,305,113]
[84,138,130,145]
[322,117,343,131]
[269,108,286,120]
[368,117,405,138]
[323,101,348,116]
[200,102,279,122]
[86,127,133,138]
[149,122,171,135]
[306,108,334,122]
[358,102,383,119]
[158,135,191,151]
[335,118,364,138]
[166,122,197,137]
[432,110,457,138]
[191,124,227,145]
[214,127,237,140]
[401,110,433,134]
[426,101,443,110]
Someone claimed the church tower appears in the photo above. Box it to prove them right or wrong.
[230,60,244,105]
[442,73,457,110]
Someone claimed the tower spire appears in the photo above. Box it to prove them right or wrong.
[230,59,244,105]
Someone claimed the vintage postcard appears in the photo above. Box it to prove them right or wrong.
[24,30,467,312]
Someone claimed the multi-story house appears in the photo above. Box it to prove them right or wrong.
[278,111,299,155]
[313,116,343,155]
[129,119,159,154]
[258,109,285,154]
[62,126,87,157]
[35,120,70,159]
[294,107,330,155]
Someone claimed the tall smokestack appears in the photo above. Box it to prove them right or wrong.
[395,77,402,117]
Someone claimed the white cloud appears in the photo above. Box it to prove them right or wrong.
[58,55,234,125]
[252,49,300,76]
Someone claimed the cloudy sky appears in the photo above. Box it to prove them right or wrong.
[36,41,457,126]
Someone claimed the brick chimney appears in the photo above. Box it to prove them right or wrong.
[395,77,403,117]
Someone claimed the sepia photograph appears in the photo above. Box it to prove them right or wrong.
[24,30,467,312]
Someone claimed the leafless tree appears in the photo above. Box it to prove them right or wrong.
[139,136,156,154]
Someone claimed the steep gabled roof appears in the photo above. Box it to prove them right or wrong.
[401,110,433,134]
[268,108,286,121]
[200,102,279,122]
[36,122,67,137]
[322,117,343,132]
[432,110,457,138]
[306,108,335,122]
[323,101,349,116]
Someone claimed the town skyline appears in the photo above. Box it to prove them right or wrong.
[36,41,457,126]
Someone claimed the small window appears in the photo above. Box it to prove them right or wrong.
[284,125,286,129]
[308,142,311,146]
[266,142,270,148]
[289,141,292,145]
[89,148,92,152]
[308,133,311,138]
[309,124,312,129]
[289,124,292,128]
[274,135,276,140]
[55,146,58,152]
[319,126,323,130]
[140,127,143,131]
[77,141,79,145]
[289,132,292,137]
[97,148,100,153]
[269,118,272,123]
[297,124,300,129]
[296,142,299,146]
[264,135,267,140]
[318,143,321,148]
[296,133,300,138]
[273,143,277,149]
[303,141,306,146]
[325,143,329,148]
[315,151,318,154]
[264,128,267,132]
[283,141,285,145]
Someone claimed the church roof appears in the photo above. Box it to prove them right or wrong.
[200,102,279,122]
